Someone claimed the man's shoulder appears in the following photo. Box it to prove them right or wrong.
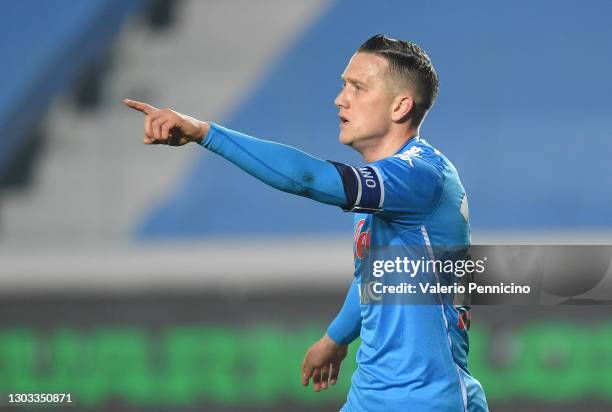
[374,138,445,181]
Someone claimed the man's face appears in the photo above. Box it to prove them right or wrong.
[335,52,395,147]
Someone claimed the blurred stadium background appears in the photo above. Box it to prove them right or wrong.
[1,0,612,411]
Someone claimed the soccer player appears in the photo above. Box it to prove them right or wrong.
[125,34,489,412]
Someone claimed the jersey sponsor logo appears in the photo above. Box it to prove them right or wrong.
[360,281,382,304]
[354,218,371,260]
[394,146,423,167]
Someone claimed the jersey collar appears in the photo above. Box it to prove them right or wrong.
[395,135,420,155]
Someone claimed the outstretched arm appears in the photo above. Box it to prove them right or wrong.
[202,123,346,206]
[124,99,347,207]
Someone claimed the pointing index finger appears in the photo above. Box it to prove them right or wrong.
[123,98,157,115]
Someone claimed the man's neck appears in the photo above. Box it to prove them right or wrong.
[356,127,419,163]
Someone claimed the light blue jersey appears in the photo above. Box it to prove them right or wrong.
[331,137,488,412]
[200,124,488,411]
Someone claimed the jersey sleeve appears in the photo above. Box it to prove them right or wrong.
[201,123,348,207]
[330,153,443,217]
[327,279,361,345]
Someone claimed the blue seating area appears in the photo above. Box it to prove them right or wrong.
[136,0,612,238]
[0,0,147,178]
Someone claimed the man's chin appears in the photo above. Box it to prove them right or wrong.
[338,132,353,146]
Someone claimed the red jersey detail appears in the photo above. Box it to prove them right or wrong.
[458,311,471,330]
[354,219,371,259]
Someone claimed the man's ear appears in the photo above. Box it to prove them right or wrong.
[391,94,414,122]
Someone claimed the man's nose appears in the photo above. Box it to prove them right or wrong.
[334,90,349,109]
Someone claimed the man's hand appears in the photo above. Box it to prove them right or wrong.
[123,98,210,146]
[301,334,348,392]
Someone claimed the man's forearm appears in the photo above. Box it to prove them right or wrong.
[327,279,361,345]
[200,123,347,207]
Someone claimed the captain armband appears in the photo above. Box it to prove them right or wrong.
[329,161,385,213]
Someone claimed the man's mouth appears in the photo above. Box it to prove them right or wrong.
[339,115,349,125]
